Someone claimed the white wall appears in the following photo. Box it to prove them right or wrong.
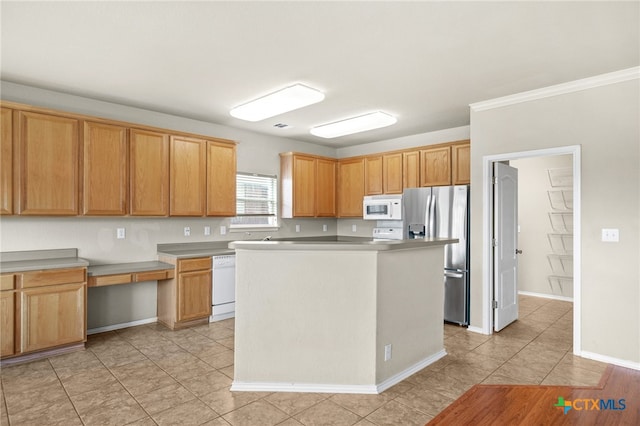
[511,155,573,299]
[470,76,640,365]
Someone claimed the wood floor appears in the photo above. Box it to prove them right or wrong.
[428,364,639,425]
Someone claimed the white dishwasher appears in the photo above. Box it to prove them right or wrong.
[211,254,236,322]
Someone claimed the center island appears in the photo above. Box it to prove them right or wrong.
[228,236,457,394]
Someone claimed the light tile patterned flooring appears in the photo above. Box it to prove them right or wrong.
[0,295,608,426]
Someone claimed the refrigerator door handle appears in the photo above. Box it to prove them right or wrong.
[428,193,436,237]
[445,271,464,279]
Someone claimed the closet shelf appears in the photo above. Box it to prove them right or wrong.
[547,167,573,187]
[547,254,573,276]
[548,212,573,233]
[547,233,573,255]
[548,189,573,211]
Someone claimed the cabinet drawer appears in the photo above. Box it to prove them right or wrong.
[0,274,15,291]
[135,270,174,282]
[177,258,211,273]
[21,268,86,288]
[88,274,133,287]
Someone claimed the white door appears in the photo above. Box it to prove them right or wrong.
[493,162,519,331]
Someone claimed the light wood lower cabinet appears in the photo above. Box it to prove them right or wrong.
[20,282,86,353]
[1,268,87,360]
[1,274,16,357]
[157,256,212,330]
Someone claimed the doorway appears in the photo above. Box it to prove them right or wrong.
[482,145,581,355]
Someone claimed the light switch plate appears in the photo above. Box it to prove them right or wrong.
[116,228,126,239]
[601,228,619,242]
[220,226,227,235]
[204,226,211,236]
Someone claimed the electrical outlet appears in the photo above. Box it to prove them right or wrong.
[323,224,328,232]
[220,225,227,235]
[204,226,211,236]
[601,228,619,242]
[352,224,357,232]
[116,228,126,239]
[295,224,301,233]
[384,344,392,361]
[184,227,191,237]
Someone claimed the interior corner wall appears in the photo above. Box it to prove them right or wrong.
[469,78,640,365]
[510,155,573,299]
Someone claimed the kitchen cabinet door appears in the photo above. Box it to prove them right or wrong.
[292,155,316,217]
[420,145,451,187]
[82,121,128,215]
[0,289,15,357]
[403,150,420,189]
[130,129,169,216]
[177,270,212,322]
[16,111,79,215]
[20,281,86,353]
[452,141,471,185]
[364,155,383,195]
[170,136,206,216]
[316,158,336,217]
[383,152,403,194]
[206,140,236,216]
[337,158,364,217]
[0,108,12,215]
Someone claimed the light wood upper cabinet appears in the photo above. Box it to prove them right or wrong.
[337,157,365,217]
[316,158,337,217]
[364,155,383,195]
[82,121,128,215]
[420,145,451,187]
[170,136,206,216]
[16,111,79,215]
[383,152,403,194]
[1,108,13,215]
[130,129,169,216]
[451,141,471,185]
[403,150,420,189]
[206,141,236,217]
[281,153,316,218]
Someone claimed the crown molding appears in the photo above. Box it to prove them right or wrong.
[470,66,640,112]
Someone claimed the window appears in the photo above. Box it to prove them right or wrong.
[230,172,278,228]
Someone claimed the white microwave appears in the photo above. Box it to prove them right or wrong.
[363,195,402,220]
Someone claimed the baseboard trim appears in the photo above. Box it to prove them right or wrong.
[230,381,379,394]
[518,290,573,302]
[87,317,158,335]
[579,351,640,372]
[231,349,447,395]
[466,326,488,335]
[375,349,447,393]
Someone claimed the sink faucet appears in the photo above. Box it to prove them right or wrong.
[262,236,272,241]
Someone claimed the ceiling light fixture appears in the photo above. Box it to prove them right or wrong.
[230,84,325,122]
[310,112,397,138]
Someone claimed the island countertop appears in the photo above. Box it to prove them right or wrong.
[228,237,458,251]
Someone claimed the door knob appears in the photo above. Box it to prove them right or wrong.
[515,249,523,255]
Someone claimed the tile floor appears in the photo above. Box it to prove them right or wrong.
[0,295,608,426]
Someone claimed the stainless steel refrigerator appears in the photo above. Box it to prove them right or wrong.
[402,186,470,325]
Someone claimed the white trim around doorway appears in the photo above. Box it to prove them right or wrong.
[480,145,581,356]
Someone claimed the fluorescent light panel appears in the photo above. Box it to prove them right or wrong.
[230,84,325,122]
[310,111,397,138]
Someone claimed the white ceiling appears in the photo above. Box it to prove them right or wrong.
[1,1,638,148]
